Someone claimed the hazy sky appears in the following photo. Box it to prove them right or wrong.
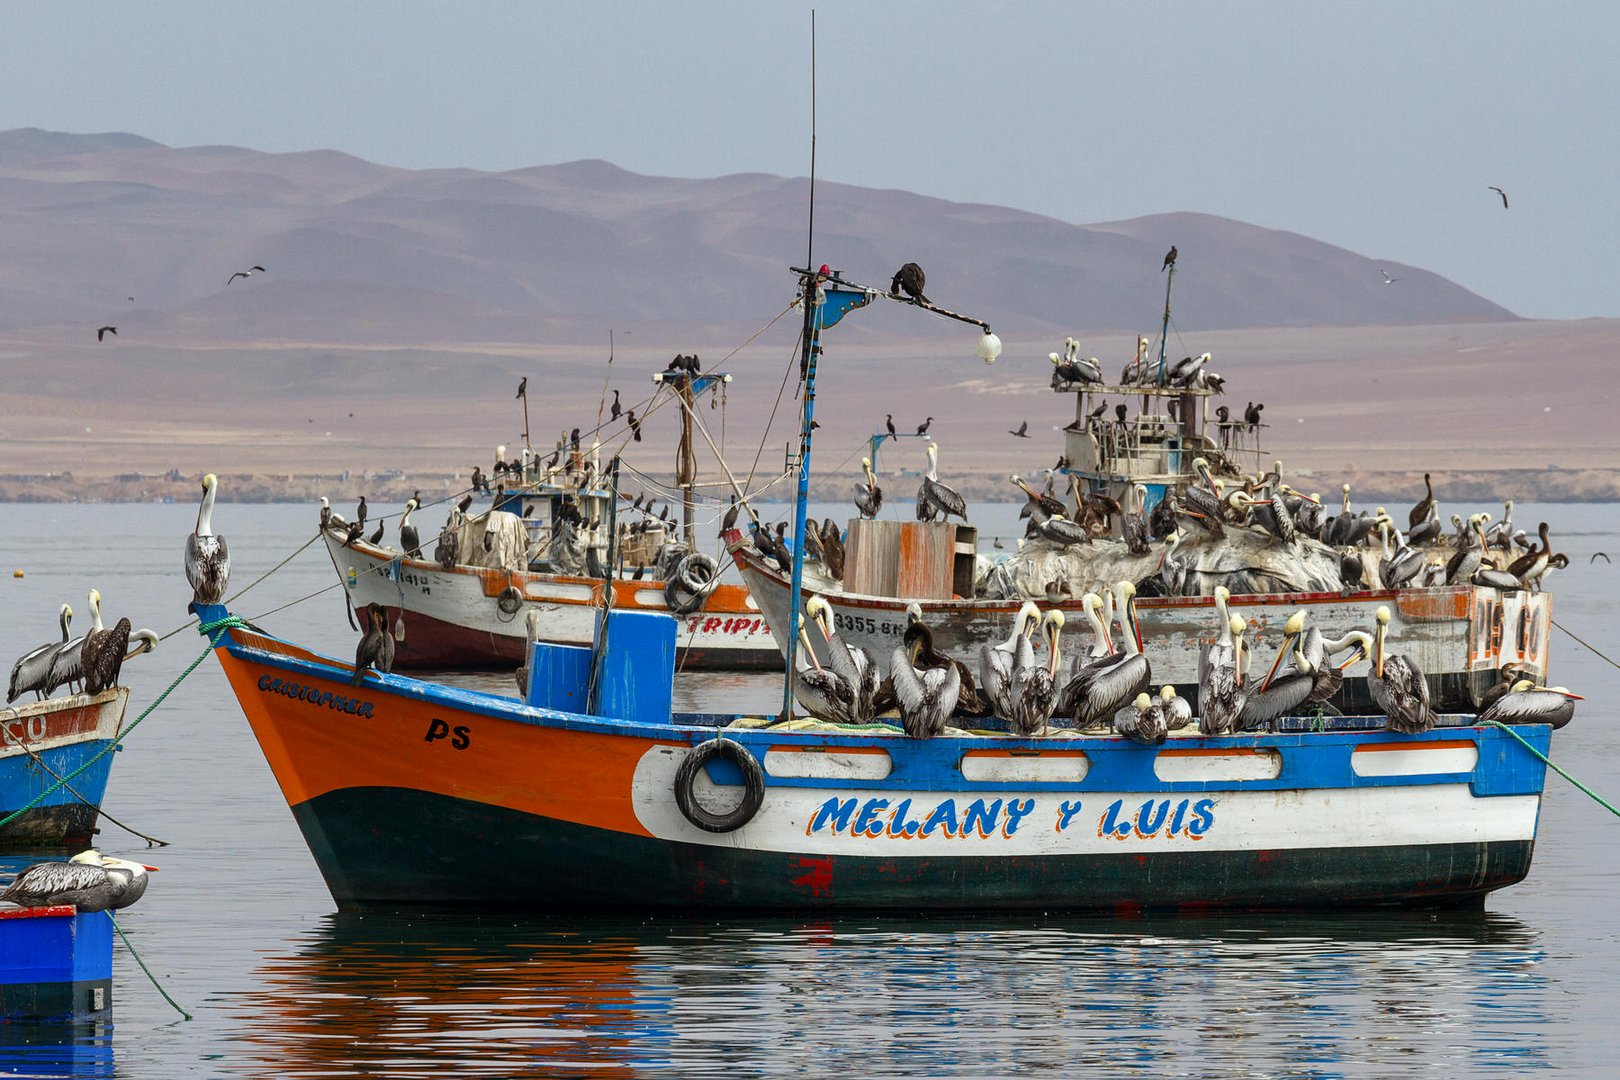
[6,1,1616,319]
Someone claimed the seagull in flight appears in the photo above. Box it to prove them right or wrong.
[1489,186,1509,209]
[1380,269,1398,285]
[227,265,268,284]
[96,325,117,341]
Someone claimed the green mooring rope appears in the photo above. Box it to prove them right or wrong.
[0,616,248,832]
[110,912,192,1020]
[1483,719,1620,818]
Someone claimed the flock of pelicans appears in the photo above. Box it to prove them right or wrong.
[790,584,1582,742]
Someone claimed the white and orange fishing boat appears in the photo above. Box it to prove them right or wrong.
[325,368,778,671]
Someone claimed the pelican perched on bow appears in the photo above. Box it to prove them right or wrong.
[1008,610,1064,736]
[1058,592,1115,715]
[903,603,986,716]
[1238,611,1316,729]
[982,602,1040,721]
[8,603,72,703]
[1198,588,1247,735]
[1479,680,1582,729]
[399,498,421,557]
[806,595,878,724]
[1370,606,1436,732]
[1409,473,1438,530]
[46,588,103,697]
[1065,581,1151,728]
[890,628,960,739]
[854,458,883,519]
[1445,514,1490,585]
[1,850,158,912]
[916,442,968,523]
[1301,629,1371,712]
[186,473,230,606]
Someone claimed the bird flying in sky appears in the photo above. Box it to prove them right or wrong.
[1489,186,1509,209]
[96,325,116,341]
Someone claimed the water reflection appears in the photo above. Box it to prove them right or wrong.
[222,911,1549,1077]
[0,1021,115,1079]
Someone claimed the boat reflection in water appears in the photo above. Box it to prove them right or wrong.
[219,912,1550,1077]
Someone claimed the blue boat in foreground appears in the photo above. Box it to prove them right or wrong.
[0,904,112,1022]
[0,689,129,849]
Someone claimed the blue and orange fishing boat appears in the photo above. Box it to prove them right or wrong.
[1,689,129,849]
[198,269,1559,914]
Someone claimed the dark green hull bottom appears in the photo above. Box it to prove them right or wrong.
[294,787,1534,913]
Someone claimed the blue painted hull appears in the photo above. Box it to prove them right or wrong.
[0,908,112,1022]
[0,690,128,849]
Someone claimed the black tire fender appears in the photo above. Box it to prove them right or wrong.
[664,552,719,615]
[496,585,524,617]
[674,738,765,833]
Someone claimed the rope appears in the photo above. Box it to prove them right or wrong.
[159,532,323,643]
[110,913,192,1020]
[1483,719,1620,818]
[0,616,248,831]
[0,723,170,846]
[1552,618,1620,672]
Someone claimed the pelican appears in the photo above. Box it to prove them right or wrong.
[1238,611,1316,729]
[793,624,862,724]
[1066,581,1151,728]
[1012,474,1065,518]
[1378,523,1425,590]
[1483,499,1515,549]
[352,602,395,685]
[806,595,878,724]
[82,616,135,696]
[1446,514,1490,585]
[982,602,1040,720]
[1005,610,1064,736]
[1114,692,1168,745]
[1370,606,1435,733]
[1049,350,1103,386]
[916,443,968,523]
[8,603,73,704]
[1,850,157,912]
[891,612,961,739]
[1479,680,1581,729]
[1478,665,1527,713]
[854,458,883,519]
[1409,473,1438,529]
[1058,592,1115,714]
[186,473,230,606]
[1324,485,1359,547]
[46,588,103,697]
[902,602,986,715]
[1302,629,1372,712]
[1506,522,1552,590]
[399,498,421,557]
[1034,512,1093,548]
[1198,588,1248,735]
[1235,490,1296,547]
[515,609,542,697]
[1159,685,1193,730]
[1122,483,1151,555]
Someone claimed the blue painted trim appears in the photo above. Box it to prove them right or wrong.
[0,740,117,814]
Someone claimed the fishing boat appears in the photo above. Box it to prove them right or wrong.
[198,268,1557,914]
[0,690,129,849]
[728,264,1554,712]
[324,369,777,671]
[0,901,112,1022]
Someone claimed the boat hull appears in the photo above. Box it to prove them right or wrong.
[0,690,128,848]
[324,529,779,671]
[727,536,1552,713]
[0,906,112,1022]
[201,607,1549,913]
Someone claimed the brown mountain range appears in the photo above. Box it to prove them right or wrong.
[2,128,1615,504]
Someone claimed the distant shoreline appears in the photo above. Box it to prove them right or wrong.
[6,467,1619,506]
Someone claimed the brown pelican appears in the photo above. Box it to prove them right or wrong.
[1239,611,1316,729]
[793,625,862,724]
[820,520,846,580]
[1066,581,1151,728]
[1159,685,1193,730]
[1234,491,1296,547]
[982,602,1040,720]
[1058,593,1115,714]
[1478,665,1527,713]
[1302,629,1372,712]
[1480,680,1581,729]
[1033,512,1092,548]
[7,603,72,703]
[1,850,157,912]
[902,603,986,716]
[1012,474,1064,518]
[1409,473,1438,529]
[352,602,395,685]
[890,609,961,738]
[46,588,103,697]
[1446,514,1490,585]
[82,616,134,696]
[1121,484,1151,555]
[399,498,421,557]
[1483,499,1515,550]
[1370,606,1435,732]
[515,609,542,697]
[1114,692,1167,745]
[1506,522,1552,590]
[916,443,968,523]
[1198,588,1248,735]
[1378,523,1425,590]
[854,457,883,519]
[1050,349,1103,386]
[890,262,928,302]
[807,595,878,724]
[1472,564,1523,591]
[186,473,230,606]
[1005,611,1064,736]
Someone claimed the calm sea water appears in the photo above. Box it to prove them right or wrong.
[3,501,1620,1078]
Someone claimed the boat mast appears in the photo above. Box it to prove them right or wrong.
[1156,257,1175,386]
[675,375,698,550]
